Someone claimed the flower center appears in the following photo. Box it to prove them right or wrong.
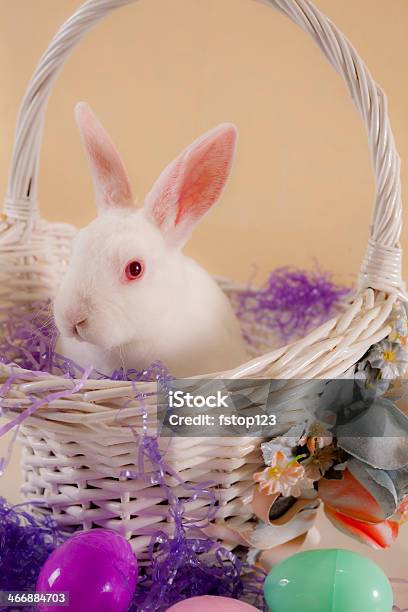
[267,466,282,480]
[383,350,395,362]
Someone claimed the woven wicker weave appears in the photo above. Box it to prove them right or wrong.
[0,0,406,558]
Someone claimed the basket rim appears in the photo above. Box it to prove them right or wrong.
[0,287,398,391]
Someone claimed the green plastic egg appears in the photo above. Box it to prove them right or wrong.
[264,549,393,612]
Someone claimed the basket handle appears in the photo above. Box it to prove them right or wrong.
[3,0,404,295]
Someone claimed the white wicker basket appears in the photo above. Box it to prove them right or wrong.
[0,0,406,560]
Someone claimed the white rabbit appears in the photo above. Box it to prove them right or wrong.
[53,103,247,377]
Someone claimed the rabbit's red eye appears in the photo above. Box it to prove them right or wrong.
[124,259,144,281]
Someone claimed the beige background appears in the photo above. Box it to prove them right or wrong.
[1,0,408,590]
[1,0,408,284]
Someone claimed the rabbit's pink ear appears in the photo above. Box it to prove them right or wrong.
[144,123,237,246]
[75,102,133,212]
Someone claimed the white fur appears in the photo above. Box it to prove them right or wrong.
[54,104,247,377]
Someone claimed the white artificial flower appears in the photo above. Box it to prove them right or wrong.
[368,340,408,379]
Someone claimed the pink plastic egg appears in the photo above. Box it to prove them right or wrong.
[36,528,137,612]
[166,595,258,611]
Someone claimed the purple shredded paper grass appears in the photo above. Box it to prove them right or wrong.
[236,266,351,344]
[0,499,66,611]
[121,370,265,610]
[127,434,265,612]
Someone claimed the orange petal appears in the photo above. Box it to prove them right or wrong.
[318,469,385,523]
[325,504,399,550]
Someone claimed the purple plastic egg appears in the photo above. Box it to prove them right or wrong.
[36,528,137,612]
[166,595,258,611]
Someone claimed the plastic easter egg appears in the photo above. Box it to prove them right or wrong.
[36,528,137,612]
[166,595,258,611]
[264,548,393,612]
